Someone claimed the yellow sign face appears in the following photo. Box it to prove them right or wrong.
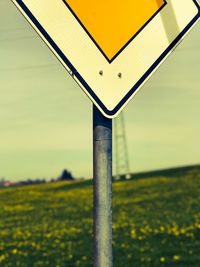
[64,0,166,61]
[12,0,199,118]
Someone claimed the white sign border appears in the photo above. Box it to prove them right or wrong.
[12,0,200,118]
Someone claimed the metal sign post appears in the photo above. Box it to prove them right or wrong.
[93,105,113,267]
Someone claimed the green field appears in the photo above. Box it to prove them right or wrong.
[0,166,200,267]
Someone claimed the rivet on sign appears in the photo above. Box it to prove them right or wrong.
[99,70,103,76]
[118,73,122,78]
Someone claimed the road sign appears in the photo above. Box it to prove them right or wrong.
[12,0,199,118]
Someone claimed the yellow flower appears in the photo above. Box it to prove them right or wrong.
[160,257,165,263]
[130,229,136,238]
[12,249,18,254]
[173,255,181,261]
[0,254,6,262]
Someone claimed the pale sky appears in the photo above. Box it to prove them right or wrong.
[0,1,200,181]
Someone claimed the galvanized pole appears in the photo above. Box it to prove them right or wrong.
[93,105,113,267]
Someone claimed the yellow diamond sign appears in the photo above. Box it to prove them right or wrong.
[64,0,166,61]
[12,0,199,117]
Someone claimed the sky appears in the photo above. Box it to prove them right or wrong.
[0,1,200,181]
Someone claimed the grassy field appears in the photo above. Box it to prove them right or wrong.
[0,166,200,267]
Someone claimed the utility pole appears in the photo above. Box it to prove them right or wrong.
[114,112,130,180]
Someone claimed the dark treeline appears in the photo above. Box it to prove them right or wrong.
[0,169,75,188]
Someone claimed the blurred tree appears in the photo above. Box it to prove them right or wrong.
[58,169,74,181]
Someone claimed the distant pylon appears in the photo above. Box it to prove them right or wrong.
[114,112,131,180]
